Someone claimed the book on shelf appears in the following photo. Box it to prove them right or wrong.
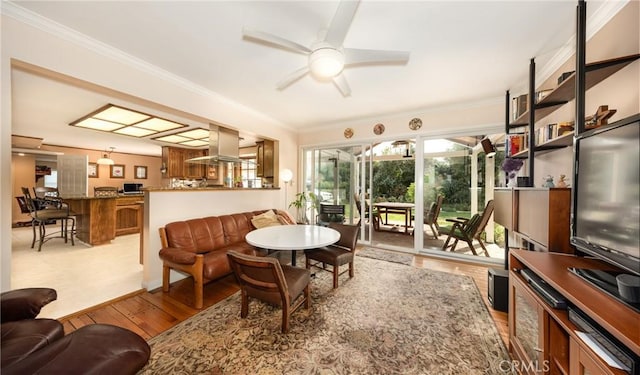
[506,134,527,156]
[512,94,528,121]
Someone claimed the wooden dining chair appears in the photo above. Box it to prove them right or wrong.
[305,222,360,289]
[227,250,311,333]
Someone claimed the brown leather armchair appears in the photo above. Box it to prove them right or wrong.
[1,288,150,374]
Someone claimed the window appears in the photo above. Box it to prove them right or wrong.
[241,158,261,188]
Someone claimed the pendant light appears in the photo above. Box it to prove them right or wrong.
[97,147,115,165]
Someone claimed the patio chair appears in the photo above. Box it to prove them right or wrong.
[227,250,311,333]
[305,222,360,289]
[440,200,494,256]
[411,194,443,238]
[354,193,380,230]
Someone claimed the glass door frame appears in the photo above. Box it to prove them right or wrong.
[301,143,373,244]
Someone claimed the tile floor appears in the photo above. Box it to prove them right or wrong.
[11,226,142,319]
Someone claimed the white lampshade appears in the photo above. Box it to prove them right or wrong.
[281,168,293,183]
[96,155,114,165]
[309,47,344,79]
[96,147,115,165]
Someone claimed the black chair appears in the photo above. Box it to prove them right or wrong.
[305,222,360,289]
[20,187,75,251]
[317,204,345,227]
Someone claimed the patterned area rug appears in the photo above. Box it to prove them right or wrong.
[140,256,510,374]
[356,247,414,265]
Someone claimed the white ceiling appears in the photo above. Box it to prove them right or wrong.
[7,1,612,156]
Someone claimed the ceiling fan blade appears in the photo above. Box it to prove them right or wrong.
[276,66,310,90]
[344,48,410,66]
[324,0,360,47]
[333,73,351,97]
[242,28,311,55]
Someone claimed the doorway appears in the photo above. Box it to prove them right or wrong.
[302,133,505,264]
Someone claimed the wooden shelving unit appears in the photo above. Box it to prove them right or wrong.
[510,54,640,127]
[511,132,574,159]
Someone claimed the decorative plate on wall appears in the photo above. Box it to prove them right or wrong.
[373,123,385,135]
[409,117,423,130]
[344,128,354,139]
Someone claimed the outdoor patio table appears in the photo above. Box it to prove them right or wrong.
[373,202,414,234]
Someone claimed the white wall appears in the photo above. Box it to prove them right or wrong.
[143,189,281,290]
[1,13,297,291]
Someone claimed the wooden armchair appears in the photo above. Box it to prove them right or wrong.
[412,194,444,238]
[305,222,360,289]
[227,251,311,333]
[440,200,494,256]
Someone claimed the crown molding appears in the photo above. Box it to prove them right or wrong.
[1,1,289,130]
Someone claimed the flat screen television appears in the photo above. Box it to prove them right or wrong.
[571,114,640,276]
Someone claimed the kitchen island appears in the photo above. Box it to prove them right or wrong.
[65,196,117,246]
[64,195,144,246]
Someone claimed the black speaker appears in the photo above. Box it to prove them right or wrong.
[488,268,509,312]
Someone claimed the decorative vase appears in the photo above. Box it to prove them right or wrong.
[507,173,518,188]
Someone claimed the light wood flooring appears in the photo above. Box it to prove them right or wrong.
[58,250,509,348]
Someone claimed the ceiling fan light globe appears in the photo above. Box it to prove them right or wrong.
[309,48,344,79]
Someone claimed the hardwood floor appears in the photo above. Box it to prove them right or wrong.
[59,251,510,348]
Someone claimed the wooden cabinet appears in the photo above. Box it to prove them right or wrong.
[509,250,638,375]
[510,275,547,374]
[256,140,274,178]
[495,187,572,253]
[65,197,117,246]
[162,146,206,178]
[115,196,142,236]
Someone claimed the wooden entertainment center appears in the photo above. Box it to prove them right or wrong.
[509,249,639,375]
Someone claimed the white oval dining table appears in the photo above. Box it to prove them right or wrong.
[245,224,340,266]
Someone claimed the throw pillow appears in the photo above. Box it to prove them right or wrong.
[275,209,296,225]
[251,210,281,229]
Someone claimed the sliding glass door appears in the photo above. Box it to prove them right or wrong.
[301,132,505,264]
[302,144,372,243]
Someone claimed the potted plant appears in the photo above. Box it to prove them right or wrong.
[289,192,309,224]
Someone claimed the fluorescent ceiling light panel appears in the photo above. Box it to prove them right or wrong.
[135,118,185,132]
[178,129,209,139]
[152,127,210,146]
[180,139,209,147]
[114,127,157,137]
[70,103,186,138]
[94,106,150,124]
[73,118,124,132]
[154,134,192,143]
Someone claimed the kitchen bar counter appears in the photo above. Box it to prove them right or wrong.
[64,195,144,246]
[65,196,117,245]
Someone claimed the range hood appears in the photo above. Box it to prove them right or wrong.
[185,124,241,164]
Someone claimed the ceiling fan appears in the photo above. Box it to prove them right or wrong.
[242,0,410,97]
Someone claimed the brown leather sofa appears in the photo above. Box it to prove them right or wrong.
[159,209,294,309]
[1,288,150,374]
